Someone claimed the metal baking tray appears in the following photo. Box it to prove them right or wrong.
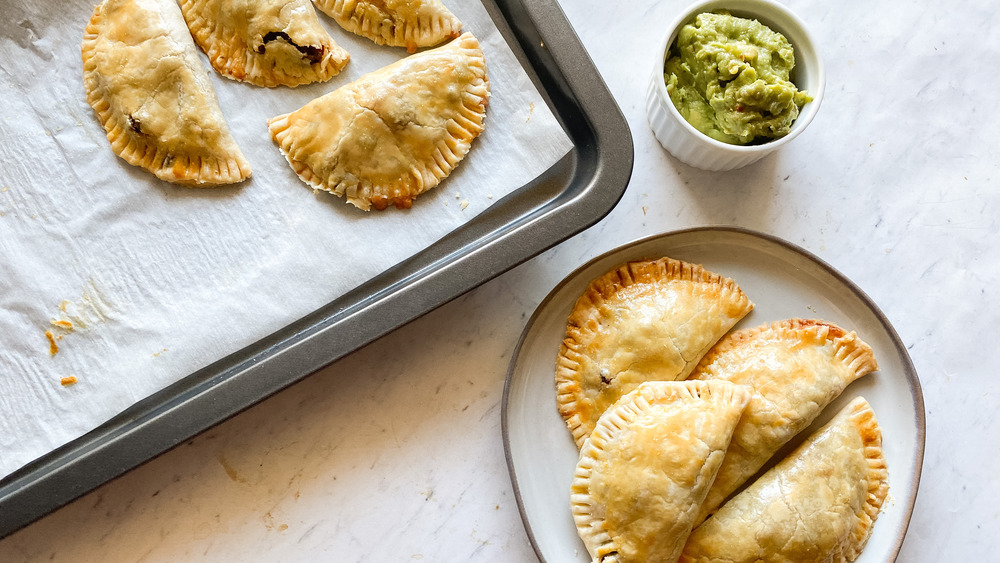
[0,0,634,538]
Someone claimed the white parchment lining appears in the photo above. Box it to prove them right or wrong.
[0,0,572,477]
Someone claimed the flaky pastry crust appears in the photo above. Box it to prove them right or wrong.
[555,257,753,448]
[81,0,251,186]
[268,32,488,210]
[680,397,889,563]
[572,381,751,563]
[689,318,879,525]
[314,0,462,53]
[179,0,349,87]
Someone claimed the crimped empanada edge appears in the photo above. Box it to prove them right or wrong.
[687,318,880,527]
[178,0,349,88]
[316,0,462,52]
[82,1,251,186]
[555,257,753,448]
[571,381,751,563]
[679,397,891,563]
[844,396,890,560]
[694,318,878,382]
[267,33,488,211]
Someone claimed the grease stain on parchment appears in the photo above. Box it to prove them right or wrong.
[55,279,114,329]
[43,279,113,356]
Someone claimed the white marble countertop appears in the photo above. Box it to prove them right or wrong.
[2,0,997,560]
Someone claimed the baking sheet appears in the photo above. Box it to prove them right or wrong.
[0,0,572,478]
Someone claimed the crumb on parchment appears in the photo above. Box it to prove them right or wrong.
[46,318,76,357]
[45,330,58,356]
[60,376,78,386]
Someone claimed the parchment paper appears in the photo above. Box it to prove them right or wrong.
[0,0,572,478]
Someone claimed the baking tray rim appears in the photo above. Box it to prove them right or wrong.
[0,0,634,538]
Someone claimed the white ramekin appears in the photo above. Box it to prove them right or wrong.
[646,0,825,171]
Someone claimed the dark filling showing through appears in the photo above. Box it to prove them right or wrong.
[126,114,142,134]
[258,31,325,64]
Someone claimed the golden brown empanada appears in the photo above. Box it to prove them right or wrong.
[82,0,251,186]
[572,381,751,563]
[680,397,889,563]
[314,0,462,53]
[555,257,753,448]
[690,319,878,525]
[268,32,488,211]
[179,0,350,87]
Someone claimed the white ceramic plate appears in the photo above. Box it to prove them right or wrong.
[502,227,924,563]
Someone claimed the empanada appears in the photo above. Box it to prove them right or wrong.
[690,319,878,525]
[179,0,350,87]
[555,257,753,448]
[572,381,751,563]
[680,397,889,563]
[82,0,251,186]
[314,0,462,53]
[268,32,488,210]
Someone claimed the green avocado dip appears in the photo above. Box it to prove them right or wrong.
[664,12,811,145]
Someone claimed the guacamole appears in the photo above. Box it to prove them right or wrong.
[664,12,811,145]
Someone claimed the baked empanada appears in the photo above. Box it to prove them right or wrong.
[690,319,878,525]
[314,0,462,53]
[680,397,889,563]
[268,32,488,211]
[555,257,753,448]
[572,381,751,563]
[82,0,251,186]
[179,0,350,87]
